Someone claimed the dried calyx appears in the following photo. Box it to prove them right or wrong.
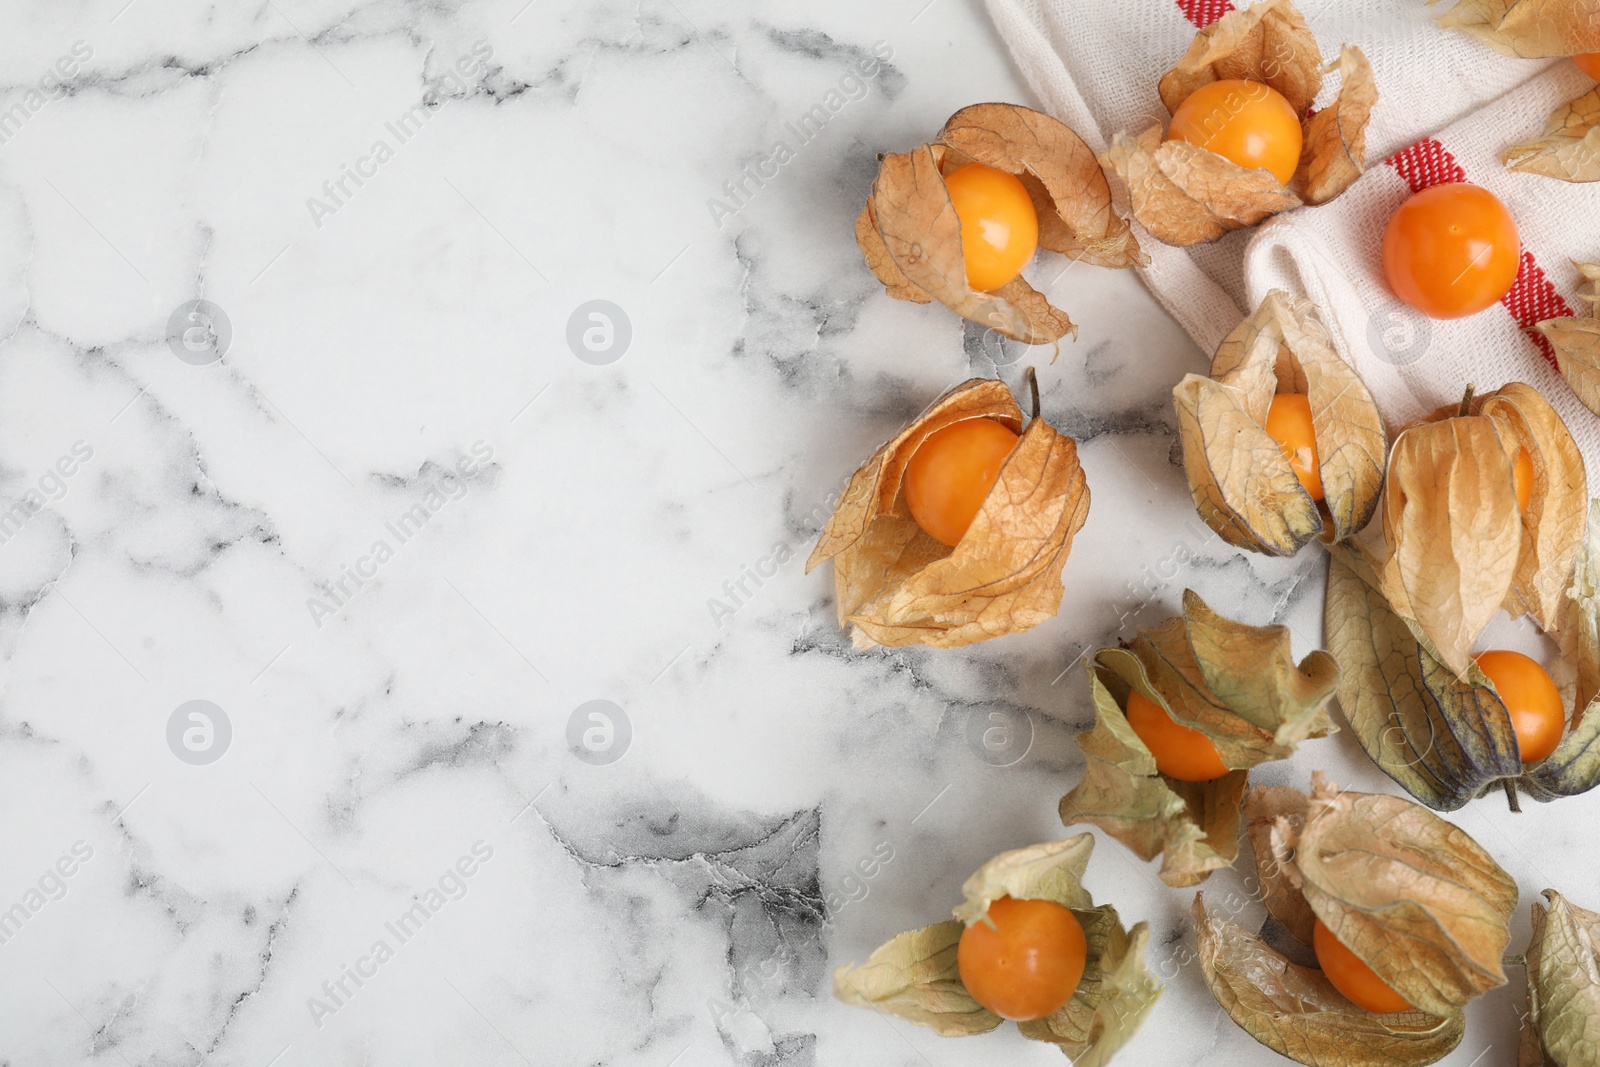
[833,835,1160,1066]
[1537,263,1600,410]
[1195,774,1517,1067]
[858,102,1144,343]
[1174,290,1386,556]
[1060,588,1337,886]
[807,375,1089,649]
[1106,0,1377,246]
[1434,0,1600,59]
[1376,383,1587,677]
[1521,888,1600,1067]
[1325,390,1600,810]
[1505,88,1600,183]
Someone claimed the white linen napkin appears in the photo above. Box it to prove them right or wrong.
[985,0,1600,470]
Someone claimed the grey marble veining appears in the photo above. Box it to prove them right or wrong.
[0,2,1581,1066]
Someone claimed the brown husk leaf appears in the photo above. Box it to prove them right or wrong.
[1176,290,1385,555]
[1325,510,1600,810]
[1105,129,1301,246]
[1275,773,1518,1018]
[1524,889,1600,1067]
[857,103,1142,342]
[1505,88,1600,183]
[1243,785,1317,945]
[1433,0,1600,58]
[1379,413,1522,678]
[1479,383,1589,629]
[854,197,928,304]
[834,835,1161,1063]
[1324,541,1523,811]
[1538,263,1600,415]
[1378,384,1587,678]
[1106,0,1375,246]
[1060,589,1337,886]
[806,378,1090,649]
[935,103,1142,270]
[1294,46,1378,205]
[1527,499,1600,802]
[1157,0,1324,117]
[1194,893,1468,1067]
[867,145,1075,344]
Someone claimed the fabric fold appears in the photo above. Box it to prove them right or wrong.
[985,0,1600,474]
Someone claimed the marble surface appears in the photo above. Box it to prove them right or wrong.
[0,2,1588,1065]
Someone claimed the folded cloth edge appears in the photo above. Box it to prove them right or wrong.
[984,0,1247,355]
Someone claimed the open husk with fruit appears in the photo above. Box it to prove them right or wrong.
[1105,0,1377,246]
[1174,290,1386,556]
[807,376,1089,649]
[1194,774,1517,1067]
[1060,589,1338,887]
[857,102,1144,343]
[1325,383,1600,810]
[1537,262,1600,412]
[834,835,1160,1066]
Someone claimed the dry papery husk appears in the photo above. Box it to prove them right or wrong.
[1174,290,1385,556]
[833,835,1160,1066]
[1433,0,1600,59]
[1538,263,1600,412]
[1105,0,1377,246]
[1506,89,1600,183]
[857,102,1144,344]
[1196,774,1516,1067]
[1325,496,1600,812]
[1059,588,1337,887]
[806,377,1089,649]
[1374,382,1588,680]
[1522,888,1600,1067]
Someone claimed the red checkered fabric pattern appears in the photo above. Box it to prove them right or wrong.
[983,0,1600,470]
[1176,0,1234,27]
[1385,139,1467,192]
[1169,11,1577,370]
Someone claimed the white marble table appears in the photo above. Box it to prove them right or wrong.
[0,1,1583,1065]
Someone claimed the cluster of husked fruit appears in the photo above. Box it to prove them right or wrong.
[816,2,1600,1065]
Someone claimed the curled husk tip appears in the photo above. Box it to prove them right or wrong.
[1060,587,1337,886]
[1523,888,1600,1067]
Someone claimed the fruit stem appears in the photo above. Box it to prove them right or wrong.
[1024,366,1040,421]
[1502,778,1521,813]
[1457,384,1476,418]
